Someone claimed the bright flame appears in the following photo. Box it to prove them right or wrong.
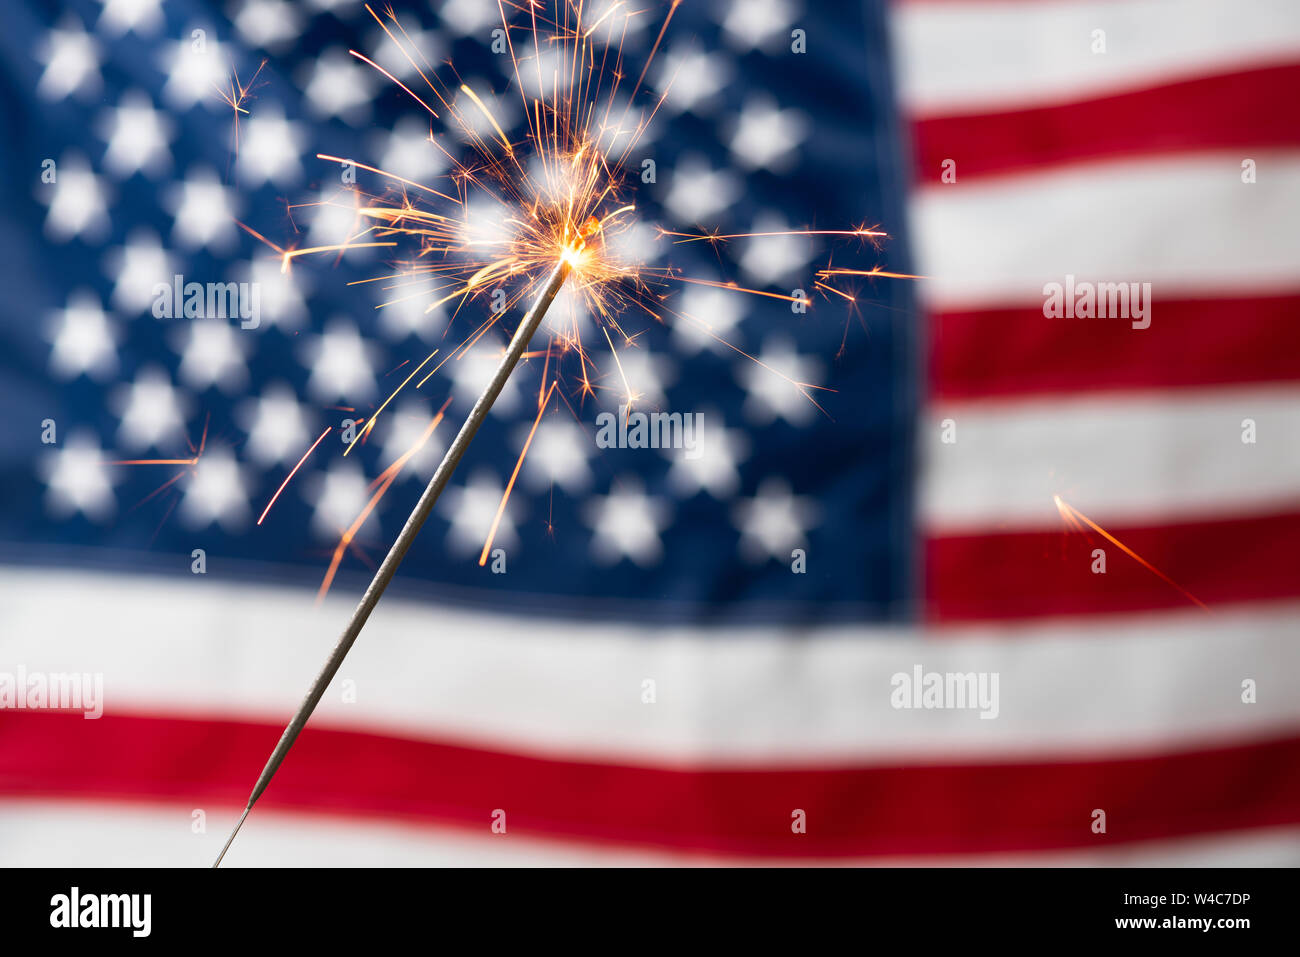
[234,1,919,584]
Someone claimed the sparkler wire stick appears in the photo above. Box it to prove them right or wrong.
[213,259,572,867]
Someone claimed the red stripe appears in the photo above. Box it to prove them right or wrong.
[930,294,1300,400]
[1,711,1298,857]
[911,64,1300,183]
[926,511,1300,622]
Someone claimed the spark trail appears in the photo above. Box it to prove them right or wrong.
[1053,494,1209,611]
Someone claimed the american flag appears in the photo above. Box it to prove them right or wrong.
[2,0,1298,865]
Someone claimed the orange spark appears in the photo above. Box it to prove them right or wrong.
[343,349,439,457]
[1053,495,1209,611]
[601,325,639,412]
[661,227,887,244]
[276,241,397,275]
[215,58,267,155]
[816,267,928,281]
[106,416,208,467]
[258,426,332,526]
[479,379,559,566]
[105,415,209,528]
[317,401,450,602]
[106,457,201,466]
[460,84,515,155]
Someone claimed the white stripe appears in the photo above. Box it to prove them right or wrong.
[923,385,1300,531]
[893,0,1300,117]
[2,567,1297,763]
[3,799,1297,866]
[910,153,1300,309]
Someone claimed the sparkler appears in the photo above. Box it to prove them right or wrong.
[215,0,907,865]
[214,262,569,867]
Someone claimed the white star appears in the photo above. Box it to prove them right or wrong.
[448,345,521,418]
[671,280,747,355]
[372,278,447,342]
[237,383,316,467]
[96,0,164,37]
[305,0,363,13]
[97,89,173,179]
[739,213,812,286]
[165,167,241,252]
[237,106,305,187]
[732,477,819,562]
[582,0,647,46]
[597,348,676,411]
[306,461,374,541]
[377,401,448,480]
[111,366,189,451]
[158,27,229,111]
[368,25,444,81]
[39,152,109,243]
[36,16,101,101]
[592,93,652,154]
[457,195,517,249]
[439,0,499,37]
[301,48,374,125]
[664,154,741,225]
[514,40,572,100]
[305,187,370,262]
[438,470,523,557]
[665,417,750,499]
[528,154,575,211]
[104,229,179,315]
[231,258,309,331]
[583,477,670,567]
[372,117,447,185]
[46,289,118,381]
[298,318,378,403]
[729,96,808,173]
[604,218,662,267]
[542,284,594,342]
[174,320,250,393]
[39,431,117,522]
[722,0,799,52]
[179,448,250,531]
[233,0,302,52]
[655,46,732,115]
[736,336,823,426]
[519,418,592,493]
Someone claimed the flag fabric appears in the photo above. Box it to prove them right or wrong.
[1,0,1297,866]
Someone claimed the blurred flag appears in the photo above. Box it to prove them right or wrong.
[0,0,1297,865]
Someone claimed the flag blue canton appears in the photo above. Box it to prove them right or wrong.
[2,0,918,624]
